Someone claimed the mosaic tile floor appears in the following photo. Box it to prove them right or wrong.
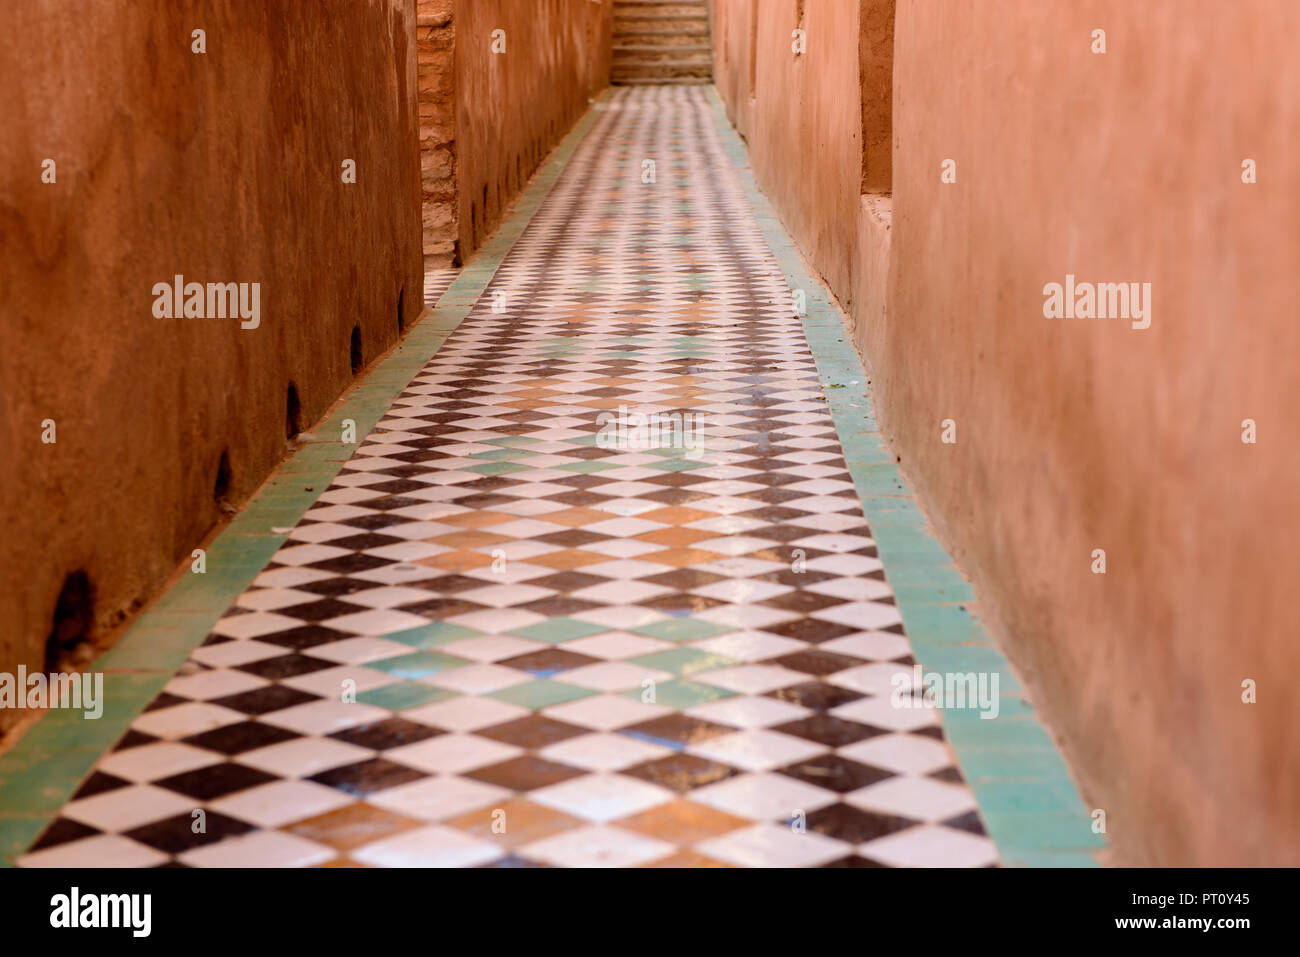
[423,266,459,308]
[19,86,997,868]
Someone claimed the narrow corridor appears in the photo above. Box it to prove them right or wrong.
[18,87,996,868]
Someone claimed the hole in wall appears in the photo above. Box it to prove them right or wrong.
[350,325,363,375]
[286,382,302,440]
[213,448,232,503]
[397,288,405,332]
[45,570,94,671]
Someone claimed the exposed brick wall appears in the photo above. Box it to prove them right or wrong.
[418,0,458,265]
[416,1,612,267]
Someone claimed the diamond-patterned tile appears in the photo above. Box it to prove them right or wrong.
[18,85,991,869]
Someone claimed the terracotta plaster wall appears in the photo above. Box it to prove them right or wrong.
[0,0,423,720]
[712,0,1300,865]
[455,0,611,257]
[712,0,862,304]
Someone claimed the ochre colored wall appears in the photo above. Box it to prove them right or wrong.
[711,0,1300,865]
[0,0,423,723]
[455,0,612,257]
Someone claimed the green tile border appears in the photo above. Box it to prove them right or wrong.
[705,87,1102,866]
[0,90,612,867]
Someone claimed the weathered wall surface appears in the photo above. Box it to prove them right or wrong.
[711,0,1300,865]
[455,0,611,256]
[418,0,459,264]
[0,0,423,726]
[713,0,862,303]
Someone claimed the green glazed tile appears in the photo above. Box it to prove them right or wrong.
[385,622,482,649]
[489,679,596,710]
[628,648,739,677]
[630,619,733,642]
[622,679,736,710]
[508,618,609,644]
[368,652,467,680]
[357,682,457,711]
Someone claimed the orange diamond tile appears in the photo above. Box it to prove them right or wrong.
[442,798,585,850]
[418,549,495,571]
[638,850,734,868]
[615,799,750,845]
[637,526,719,547]
[313,856,371,868]
[637,506,718,527]
[531,548,615,570]
[540,507,614,527]
[428,530,511,549]
[283,803,425,853]
[439,511,517,529]
[639,547,726,568]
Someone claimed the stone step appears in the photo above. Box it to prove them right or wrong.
[613,33,712,49]
[614,28,711,43]
[615,24,711,36]
[608,78,712,87]
[613,1,708,15]
[612,0,712,84]
[612,63,714,81]
[613,42,714,55]
[612,49,713,67]
[611,76,714,85]
[614,13,710,27]
[614,21,709,41]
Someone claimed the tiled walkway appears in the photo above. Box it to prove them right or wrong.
[19,87,997,868]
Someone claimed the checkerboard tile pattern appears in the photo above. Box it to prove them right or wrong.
[20,86,995,868]
[423,266,459,307]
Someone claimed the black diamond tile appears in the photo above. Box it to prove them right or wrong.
[778,754,894,792]
[154,762,279,801]
[236,653,336,680]
[125,809,256,854]
[29,817,101,852]
[308,758,428,797]
[772,713,883,747]
[276,598,371,622]
[257,624,353,651]
[211,685,320,715]
[942,810,987,835]
[803,802,917,843]
[765,681,863,710]
[72,771,132,800]
[329,717,443,750]
[183,720,300,755]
